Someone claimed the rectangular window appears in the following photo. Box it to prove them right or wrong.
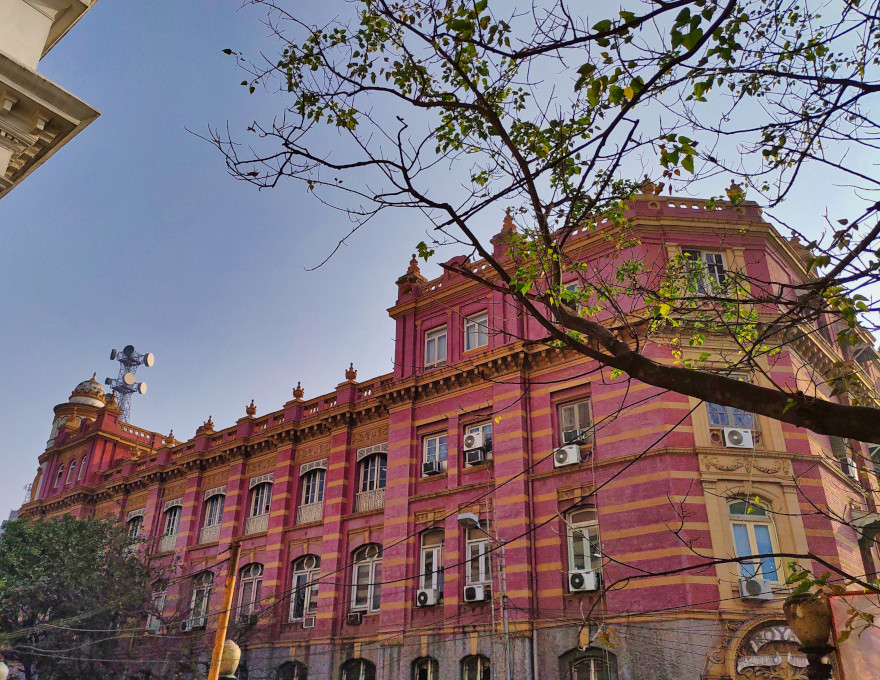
[250,483,272,517]
[351,560,381,612]
[558,399,592,445]
[291,571,319,619]
[420,535,444,594]
[465,312,489,351]
[706,376,754,428]
[425,326,447,367]
[164,506,181,537]
[466,526,491,585]
[729,501,779,582]
[464,422,493,452]
[423,433,448,464]
[204,495,225,527]
[567,509,600,572]
[682,249,727,293]
[146,590,166,633]
[302,469,326,505]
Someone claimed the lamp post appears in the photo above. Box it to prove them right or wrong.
[783,594,835,680]
[457,512,511,680]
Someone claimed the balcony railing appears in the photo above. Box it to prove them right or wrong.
[199,525,221,544]
[158,535,177,552]
[296,502,324,525]
[354,488,385,513]
[244,514,269,535]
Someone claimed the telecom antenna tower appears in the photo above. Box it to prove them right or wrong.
[105,345,154,423]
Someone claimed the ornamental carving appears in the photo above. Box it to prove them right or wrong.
[126,492,148,509]
[246,455,275,475]
[164,481,186,499]
[352,424,389,448]
[726,621,839,680]
[297,440,331,461]
[703,456,788,476]
[558,483,593,503]
[414,508,445,525]
[202,469,229,489]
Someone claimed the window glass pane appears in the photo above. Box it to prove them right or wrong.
[378,455,387,489]
[371,563,382,611]
[354,565,369,607]
[437,333,447,361]
[732,408,754,428]
[732,523,755,577]
[753,524,777,581]
[571,528,587,571]
[706,402,729,426]
[560,405,575,432]
[577,401,590,429]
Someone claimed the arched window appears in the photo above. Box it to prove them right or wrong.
[203,492,225,527]
[238,563,264,621]
[461,654,490,680]
[163,505,181,537]
[78,455,88,481]
[276,661,308,680]
[188,571,213,628]
[127,515,144,539]
[419,530,444,595]
[567,508,600,572]
[54,464,64,488]
[341,659,376,680]
[351,544,382,613]
[302,468,326,505]
[290,554,321,621]
[413,656,439,680]
[567,649,617,680]
[250,482,272,517]
[729,498,779,582]
[66,459,77,484]
[359,452,387,493]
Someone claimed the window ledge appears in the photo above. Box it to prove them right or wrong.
[462,345,489,355]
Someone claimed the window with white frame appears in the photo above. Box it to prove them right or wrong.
[466,525,491,585]
[78,455,88,481]
[278,662,309,680]
[188,571,213,628]
[706,377,754,428]
[425,326,448,367]
[250,482,273,517]
[682,248,727,293]
[146,589,167,633]
[419,531,444,595]
[567,508,601,572]
[465,422,493,453]
[203,493,225,527]
[359,453,387,493]
[163,506,181,537]
[238,563,264,620]
[729,499,779,582]
[572,654,615,680]
[301,468,326,505]
[413,657,439,680]
[66,459,77,485]
[461,654,490,680]
[465,312,489,351]
[290,554,321,621]
[558,399,592,445]
[127,515,144,540]
[341,659,377,680]
[423,433,448,467]
[351,544,382,612]
[54,464,64,488]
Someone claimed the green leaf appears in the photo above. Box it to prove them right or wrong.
[682,154,695,174]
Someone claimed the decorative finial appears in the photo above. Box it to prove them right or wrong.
[245,399,257,417]
[501,207,515,233]
[201,416,214,433]
[345,363,358,381]
[407,254,420,276]
[167,429,174,442]
[292,381,305,400]
[104,393,120,413]
[726,179,745,204]
[91,372,97,381]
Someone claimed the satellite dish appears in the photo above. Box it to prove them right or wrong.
[122,345,135,358]
[123,372,136,386]
[137,382,148,395]
[110,349,117,360]
[104,378,113,385]
[143,352,155,367]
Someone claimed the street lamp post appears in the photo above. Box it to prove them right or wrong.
[783,595,835,680]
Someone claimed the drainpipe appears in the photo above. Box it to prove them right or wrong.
[524,372,540,680]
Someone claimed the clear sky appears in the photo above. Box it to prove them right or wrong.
[0,1,869,522]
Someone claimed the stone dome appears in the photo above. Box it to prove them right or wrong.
[69,373,106,408]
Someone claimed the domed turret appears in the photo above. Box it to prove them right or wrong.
[69,373,106,408]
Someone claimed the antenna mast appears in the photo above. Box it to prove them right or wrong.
[105,345,154,422]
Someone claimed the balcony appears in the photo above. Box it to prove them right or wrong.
[296,502,324,525]
[158,535,177,552]
[199,525,221,544]
[244,514,269,535]
[354,488,385,513]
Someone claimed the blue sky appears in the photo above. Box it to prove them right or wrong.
[0,1,870,522]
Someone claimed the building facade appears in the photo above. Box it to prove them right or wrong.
[0,0,99,199]
[19,195,880,680]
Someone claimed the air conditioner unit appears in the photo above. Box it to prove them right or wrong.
[842,456,859,481]
[180,621,192,633]
[465,448,487,466]
[145,616,161,634]
[723,428,754,449]
[422,460,442,476]
[416,588,439,607]
[302,615,316,629]
[563,429,588,445]
[553,444,582,468]
[739,577,775,601]
[347,612,363,626]
[463,431,486,451]
[568,570,600,593]
[463,584,489,603]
